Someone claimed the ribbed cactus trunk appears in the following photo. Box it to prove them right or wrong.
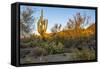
[37,9,48,40]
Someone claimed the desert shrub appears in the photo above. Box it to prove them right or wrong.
[54,42,65,53]
[20,42,30,48]
[48,42,64,54]
[20,39,44,48]
[40,42,49,50]
[32,47,48,57]
[87,34,95,40]
[73,48,95,60]
[61,38,77,48]
[30,41,42,47]
[20,41,34,48]
[62,35,95,49]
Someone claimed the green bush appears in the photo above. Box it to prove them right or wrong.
[20,41,35,48]
[73,48,95,60]
[20,39,44,48]
[48,42,64,54]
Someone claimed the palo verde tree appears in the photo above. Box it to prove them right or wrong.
[64,12,90,30]
[20,7,35,38]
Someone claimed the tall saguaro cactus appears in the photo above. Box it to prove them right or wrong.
[37,9,48,39]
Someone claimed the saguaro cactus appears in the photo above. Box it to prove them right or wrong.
[37,9,48,39]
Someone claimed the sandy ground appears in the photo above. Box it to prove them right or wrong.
[20,48,75,64]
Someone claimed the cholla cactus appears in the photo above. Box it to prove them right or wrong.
[37,9,48,39]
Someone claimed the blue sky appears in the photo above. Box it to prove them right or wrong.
[20,5,95,33]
